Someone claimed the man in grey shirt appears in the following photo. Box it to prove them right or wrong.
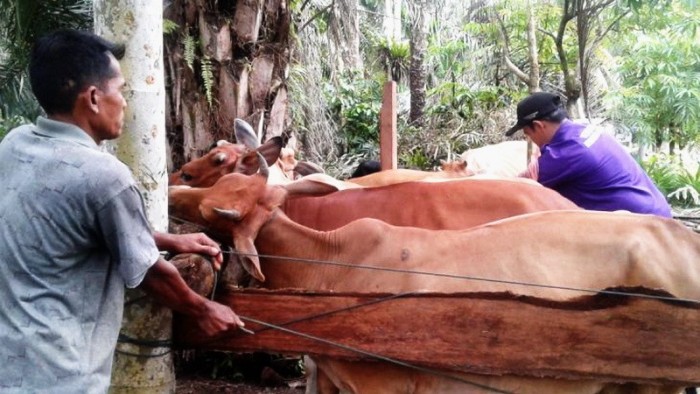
[0,30,245,392]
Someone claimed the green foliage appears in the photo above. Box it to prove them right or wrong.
[487,0,577,84]
[607,3,700,152]
[183,34,197,72]
[200,56,215,108]
[163,19,179,35]
[642,154,700,207]
[325,72,383,156]
[401,145,433,169]
[377,38,410,82]
[0,113,28,142]
[0,0,92,120]
[428,85,509,120]
[180,33,217,111]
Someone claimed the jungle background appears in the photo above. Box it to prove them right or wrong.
[0,0,699,390]
[1,0,699,206]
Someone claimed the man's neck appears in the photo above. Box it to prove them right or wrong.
[47,113,100,144]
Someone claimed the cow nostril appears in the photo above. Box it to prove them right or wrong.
[181,173,193,182]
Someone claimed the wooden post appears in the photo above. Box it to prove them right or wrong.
[380,81,397,170]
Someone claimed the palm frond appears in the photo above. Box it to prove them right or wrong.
[0,0,92,120]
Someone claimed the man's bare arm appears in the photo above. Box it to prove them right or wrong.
[139,258,244,336]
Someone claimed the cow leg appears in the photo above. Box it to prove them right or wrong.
[304,356,340,394]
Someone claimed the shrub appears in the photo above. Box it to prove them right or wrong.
[642,153,700,208]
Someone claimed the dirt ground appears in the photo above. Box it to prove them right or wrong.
[175,377,303,394]
[174,351,305,394]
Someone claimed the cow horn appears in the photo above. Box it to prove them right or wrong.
[213,207,241,220]
[256,152,269,179]
[213,152,227,164]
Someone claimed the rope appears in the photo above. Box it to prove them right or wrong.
[223,249,700,306]
[238,315,512,394]
[115,333,173,358]
[117,252,218,358]
[114,349,172,358]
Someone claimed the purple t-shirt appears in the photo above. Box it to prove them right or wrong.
[538,120,671,217]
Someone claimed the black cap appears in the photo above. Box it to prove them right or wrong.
[505,92,563,136]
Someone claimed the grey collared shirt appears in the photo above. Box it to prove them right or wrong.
[0,117,160,393]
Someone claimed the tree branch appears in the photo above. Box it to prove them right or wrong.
[495,12,529,83]
[299,0,335,33]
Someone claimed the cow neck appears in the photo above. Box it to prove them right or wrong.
[254,208,339,289]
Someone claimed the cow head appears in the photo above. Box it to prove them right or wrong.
[168,153,287,282]
[439,159,473,176]
[169,118,284,187]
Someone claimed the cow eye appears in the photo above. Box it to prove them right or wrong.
[181,172,193,182]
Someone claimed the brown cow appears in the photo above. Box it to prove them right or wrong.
[169,169,694,394]
[347,165,472,187]
[282,177,577,231]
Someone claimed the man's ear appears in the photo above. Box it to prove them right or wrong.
[80,86,100,114]
[531,120,544,132]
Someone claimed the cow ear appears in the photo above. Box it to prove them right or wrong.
[234,235,265,282]
[294,161,324,177]
[258,137,283,166]
[284,173,360,197]
[233,150,260,175]
[235,137,283,175]
[234,119,260,148]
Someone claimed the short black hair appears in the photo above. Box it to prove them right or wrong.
[29,29,125,115]
[350,160,381,178]
[539,107,568,123]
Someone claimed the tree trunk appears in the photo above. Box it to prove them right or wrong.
[165,0,292,170]
[383,0,403,40]
[526,0,540,93]
[556,0,582,117]
[408,0,427,128]
[329,0,363,73]
[94,0,173,392]
[525,0,540,164]
[496,2,539,93]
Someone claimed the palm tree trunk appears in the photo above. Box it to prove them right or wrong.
[165,0,292,170]
[94,0,174,392]
[408,0,427,128]
[383,0,403,40]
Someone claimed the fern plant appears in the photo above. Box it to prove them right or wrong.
[183,34,197,72]
[200,56,215,108]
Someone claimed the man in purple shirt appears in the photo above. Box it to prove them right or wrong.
[506,92,671,217]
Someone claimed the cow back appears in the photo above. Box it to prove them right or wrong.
[282,178,578,231]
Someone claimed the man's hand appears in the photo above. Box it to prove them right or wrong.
[194,299,246,337]
[139,258,245,337]
[518,160,539,180]
[154,232,223,270]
